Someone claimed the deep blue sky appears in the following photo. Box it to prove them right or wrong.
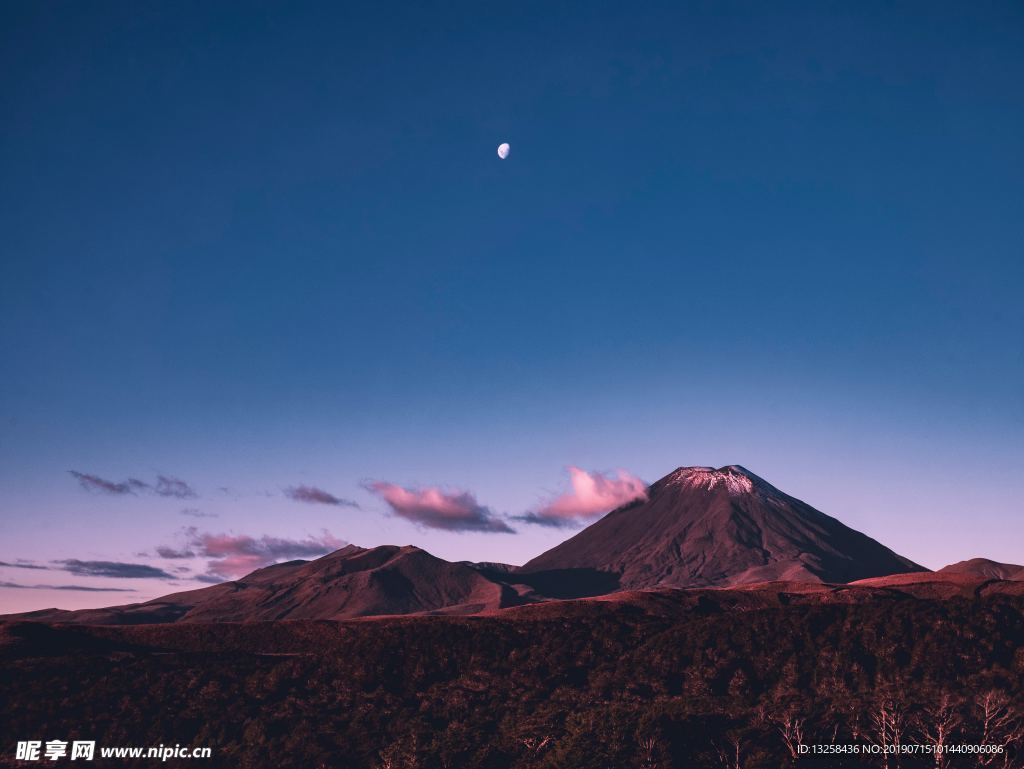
[2,1,1022,611]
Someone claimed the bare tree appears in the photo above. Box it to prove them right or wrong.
[773,710,806,765]
[976,690,1023,769]
[713,734,743,769]
[868,696,907,769]
[916,694,960,769]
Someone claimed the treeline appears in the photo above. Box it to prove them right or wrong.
[1,593,1022,768]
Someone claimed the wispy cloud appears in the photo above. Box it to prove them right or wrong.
[154,475,198,499]
[69,471,197,499]
[178,528,346,579]
[180,508,217,518]
[0,581,134,592]
[53,560,177,579]
[515,467,648,528]
[0,561,50,570]
[284,485,359,508]
[155,546,196,559]
[365,482,514,533]
[69,471,146,495]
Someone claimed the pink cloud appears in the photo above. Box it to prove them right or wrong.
[179,528,347,579]
[204,554,268,579]
[365,482,514,533]
[518,467,648,528]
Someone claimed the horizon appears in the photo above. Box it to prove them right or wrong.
[0,460,1017,614]
[2,1,1023,614]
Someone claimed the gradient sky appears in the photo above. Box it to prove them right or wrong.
[2,1,1022,613]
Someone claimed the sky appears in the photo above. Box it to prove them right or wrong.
[1,0,1022,613]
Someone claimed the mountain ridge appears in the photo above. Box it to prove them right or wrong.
[5,544,536,624]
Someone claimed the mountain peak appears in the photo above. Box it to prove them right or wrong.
[664,465,769,496]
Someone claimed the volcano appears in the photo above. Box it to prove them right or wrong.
[521,465,923,587]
